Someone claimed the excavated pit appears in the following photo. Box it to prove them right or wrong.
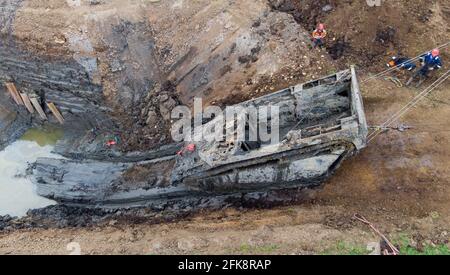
[0,0,370,227]
[31,68,367,207]
[0,68,368,230]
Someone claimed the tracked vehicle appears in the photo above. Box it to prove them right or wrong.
[32,67,368,207]
[172,66,368,192]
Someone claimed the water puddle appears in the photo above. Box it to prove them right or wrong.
[0,127,63,217]
[20,125,64,147]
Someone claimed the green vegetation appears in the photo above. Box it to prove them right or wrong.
[430,211,440,220]
[321,241,367,255]
[321,232,450,255]
[328,69,337,75]
[400,244,450,255]
[395,233,450,255]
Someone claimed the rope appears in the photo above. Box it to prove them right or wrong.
[377,71,449,126]
[367,70,450,143]
[368,70,449,142]
[384,76,403,87]
[361,41,450,83]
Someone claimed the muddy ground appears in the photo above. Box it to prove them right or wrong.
[0,0,449,254]
[1,77,449,255]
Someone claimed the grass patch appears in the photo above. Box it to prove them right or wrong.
[400,244,450,255]
[321,241,367,255]
[395,233,450,255]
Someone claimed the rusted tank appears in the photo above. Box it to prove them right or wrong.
[32,67,368,207]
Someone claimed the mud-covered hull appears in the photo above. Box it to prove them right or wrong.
[32,142,354,206]
[182,142,354,194]
[32,67,368,207]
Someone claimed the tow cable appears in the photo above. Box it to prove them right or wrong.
[368,70,450,143]
[384,76,403,87]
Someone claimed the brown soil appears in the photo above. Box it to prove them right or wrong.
[0,0,449,254]
[271,0,450,70]
[1,78,449,255]
[219,0,450,105]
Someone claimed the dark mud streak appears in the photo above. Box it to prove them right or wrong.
[0,1,31,149]
[104,20,163,107]
[0,0,24,47]
[0,90,31,150]
[0,187,314,231]
[0,41,113,141]
[0,1,119,153]
[268,0,331,29]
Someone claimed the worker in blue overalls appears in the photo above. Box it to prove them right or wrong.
[418,48,443,77]
[386,56,417,71]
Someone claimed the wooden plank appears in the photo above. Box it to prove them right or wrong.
[47,102,65,124]
[6,83,24,105]
[30,97,47,120]
[20,93,35,114]
[4,83,18,104]
[5,82,24,105]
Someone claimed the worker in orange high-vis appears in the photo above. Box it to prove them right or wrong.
[312,23,327,49]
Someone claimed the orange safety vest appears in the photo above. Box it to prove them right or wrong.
[312,29,327,39]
